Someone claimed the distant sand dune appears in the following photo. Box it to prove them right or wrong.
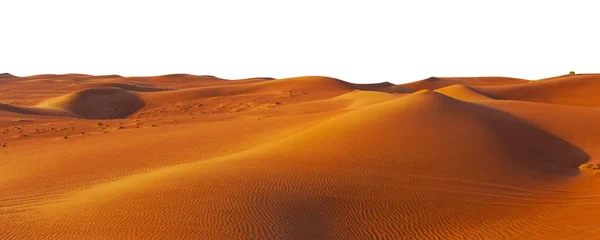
[0,73,15,78]
[476,74,600,107]
[142,76,406,106]
[435,84,497,101]
[400,76,528,91]
[61,82,172,92]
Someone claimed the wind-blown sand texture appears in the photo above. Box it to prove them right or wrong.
[2,73,600,239]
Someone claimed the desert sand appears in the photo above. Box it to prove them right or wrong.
[1,73,600,239]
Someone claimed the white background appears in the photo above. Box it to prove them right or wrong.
[1,0,598,83]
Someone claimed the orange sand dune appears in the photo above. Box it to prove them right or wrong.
[475,74,600,107]
[400,76,528,91]
[0,73,15,79]
[36,88,145,119]
[2,73,600,239]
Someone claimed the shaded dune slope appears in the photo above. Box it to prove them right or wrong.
[37,88,145,119]
[475,74,600,107]
[479,100,600,160]
[0,73,18,83]
[0,73,16,78]
[16,91,592,239]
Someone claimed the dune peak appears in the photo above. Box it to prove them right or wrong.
[414,89,431,94]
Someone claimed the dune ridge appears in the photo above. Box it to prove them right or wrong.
[0,73,15,78]
[400,76,529,91]
[435,84,496,101]
[475,74,600,107]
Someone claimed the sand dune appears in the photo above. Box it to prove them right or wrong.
[400,76,528,91]
[36,88,145,119]
[475,74,600,106]
[2,73,600,239]
[0,73,15,78]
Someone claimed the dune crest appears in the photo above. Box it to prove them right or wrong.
[435,84,496,100]
[0,73,15,78]
[400,76,528,91]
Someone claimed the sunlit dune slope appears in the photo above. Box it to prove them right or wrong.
[328,90,401,109]
[259,90,403,116]
[475,74,600,106]
[0,103,76,117]
[400,76,528,91]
